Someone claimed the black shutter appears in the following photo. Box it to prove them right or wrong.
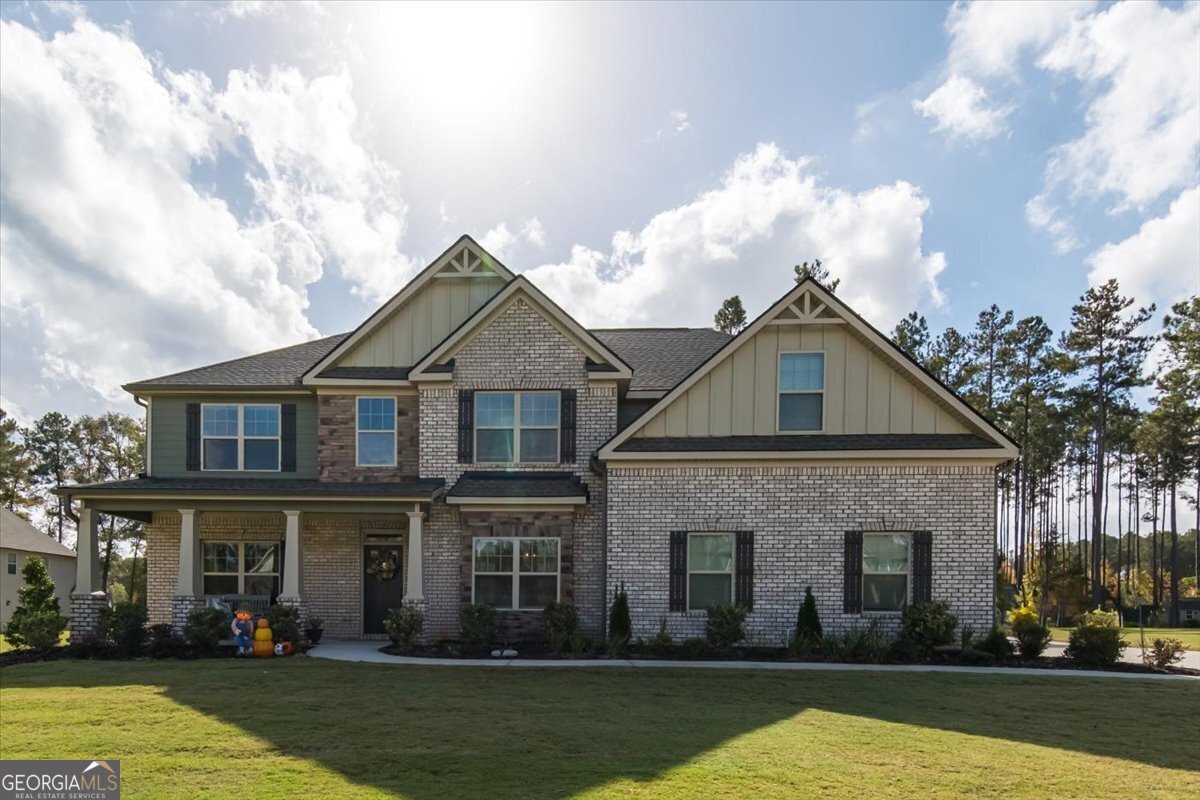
[669,531,687,612]
[280,404,297,472]
[560,389,577,463]
[735,531,754,610]
[843,530,863,613]
[185,403,201,471]
[912,530,933,604]
[457,390,474,464]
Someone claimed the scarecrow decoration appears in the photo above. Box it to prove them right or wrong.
[231,608,254,657]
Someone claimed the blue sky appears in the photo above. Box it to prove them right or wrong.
[0,0,1196,422]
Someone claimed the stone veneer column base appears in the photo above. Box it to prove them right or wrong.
[69,592,111,643]
[276,595,307,629]
[402,598,430,644]
[170,595,206,634]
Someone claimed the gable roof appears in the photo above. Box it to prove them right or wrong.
[125,334,348,392]
[408,275,634,381]
[0,508,75,558]
[592,328,730,392]
[598,279,1019,460]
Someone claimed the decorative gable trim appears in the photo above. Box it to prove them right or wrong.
[301,235,515,384]
[598,279,1019,460]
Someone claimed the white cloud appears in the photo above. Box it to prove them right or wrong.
[1023,195,1080,254]
[524,143,946,328]
[208,1,325,24]
[480,217,547,258]
[945,0,1095,79]
[913,75,1012,142]
[671,110,691,134]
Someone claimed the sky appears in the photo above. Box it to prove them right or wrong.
[0,0,1197,426]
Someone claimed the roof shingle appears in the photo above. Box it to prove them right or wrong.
[126,334,349,390]
[57,477,444,497]
[447,472,589,500]
[591,328,731,391]
[614,434,1002,453]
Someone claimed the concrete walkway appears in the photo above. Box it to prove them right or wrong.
[309,639,1197,681]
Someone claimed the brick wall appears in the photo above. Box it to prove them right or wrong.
[607,464,996,645]
[317,393,419,481]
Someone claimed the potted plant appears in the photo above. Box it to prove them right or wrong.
[305,615,325,645]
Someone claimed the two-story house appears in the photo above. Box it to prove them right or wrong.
[61,235,1016,645]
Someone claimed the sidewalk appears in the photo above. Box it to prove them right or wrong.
[309,639,1197,681]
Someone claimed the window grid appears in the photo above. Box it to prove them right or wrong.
[686,532,734,611]
[356,396,398,467]
[472,536,560,610]
[201,541,281,596]
[862,532,910,613]
[474,391,560,463]
[777,351,825,432]
[200,404,281,472]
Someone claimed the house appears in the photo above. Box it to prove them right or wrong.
[1,508,76,625]
[58,235,1017,644]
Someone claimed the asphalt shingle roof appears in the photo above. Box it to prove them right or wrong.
[57,477,444,497]
[447,472,589,500]
[125,334,349,390]
[591,328,731,391]
[614,434,1001,453]
[0,508,75,558]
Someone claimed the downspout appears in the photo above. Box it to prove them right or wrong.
[134,395,150,476]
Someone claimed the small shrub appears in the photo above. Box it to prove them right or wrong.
[608,584,631,649]
[1143,638,1187,669]
[460,603,495,649]
[384,605,424,649]
[305,615,324,631]
[183,607,227,653]
[821,634,848,662]
[10,610,68,652]
[265,604,301,643]
[900,601,958,654]
[1011,618,1051,658]
[958,647,997,666]
[680,638,708,659]
[541,602,578,653]
[2,557,67,650]
[959,626,975,650]
[1182,619,1200,629]
[98,601,148,656]
[976,626,1014,660]
[146,623,187,659]
[1065,624,1125,669]
[705,604,748,650]
[793,586,823,652]
[888,636,922,663]
[1077,607,1120,629]
[845,619,889,664]
[648,618,674,655]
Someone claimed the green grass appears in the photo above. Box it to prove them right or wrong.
[0,632,71,653]
[1048,626,1200,648]
[2,659,1197,799]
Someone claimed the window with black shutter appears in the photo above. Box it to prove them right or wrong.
[734,531,754,610]
[843,530,863,613]
[911,530,933,604]
[668,531,687,612]
[280,404,297,472]
[185,403,200,472]
[457,389,474,463]
[559,389,576,463]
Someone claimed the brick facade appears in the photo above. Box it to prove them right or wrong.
[317,393,419,481]
[607,464,996,645]
[69,592,110,643]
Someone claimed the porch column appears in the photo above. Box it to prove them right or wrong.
[280,510,303,600]
[74,505,101,595]
[405,509,424,601]
[175,508,200,596]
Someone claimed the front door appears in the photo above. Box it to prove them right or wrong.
[363,544,403,635]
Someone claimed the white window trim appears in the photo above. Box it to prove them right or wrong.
[686,532,735,612]
[201,541,281,596]
[355,395,398,468]
[474,391,560,464]
[471,535,561,610]
[200,403,282,473]
[862,531,911,614]
[776,350,826,434]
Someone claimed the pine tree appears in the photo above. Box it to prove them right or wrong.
[2,557,68,650]
[0,409,36,514]
[794,586,822,643]
[928,327,979,391]
[968,305,1015,415]
[608,584,631,645]
[24,412,75,542]
[714,296,748,334]
[793,259,839,292]
[892,312,931,362]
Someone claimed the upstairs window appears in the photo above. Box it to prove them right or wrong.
[357,397,397,467]
[778,352,824,431]
[202,404,280,471]
[475,391,559,463]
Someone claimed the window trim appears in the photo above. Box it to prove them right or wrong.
[686,532,735,611]
[776,350,826,434]
[355,395,398,468]
[861,531,911,614]
[471,535,561,611]
[199,403,282,473]
[473,391,561,464]
[6,552,16,575]
[201,540,282,597]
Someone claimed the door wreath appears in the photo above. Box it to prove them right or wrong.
[366,550,398,581]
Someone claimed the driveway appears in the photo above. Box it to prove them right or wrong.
[1044,640,1200,670]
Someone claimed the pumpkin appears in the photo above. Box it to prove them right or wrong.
[253,618,274,657]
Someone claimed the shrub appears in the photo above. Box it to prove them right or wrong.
[1065,625,1125,669]
[958,648,997,666]
[1143,638,1187,669]
[265,604,301,643]
[900,600,958,654]
[305,615,324,631]
[460,603,495,649]
[888,636,922,663]
[384,605,424,649]
[1077,607,1120,629]
[976,626,1014,660]
[608,584,631,648]
[821,634,848,662]
[98,601,148,656]
[845,619,889,664]
[183,607,227,653]
[959,626,975,650]
[1011,618,1051,658]
[540,602,578,653]
[680,638,708,659]
[648,618,674,655]
[705,604,747,650]
[792,586,822,654]
[146,623,187,659]
[2,557,67,650]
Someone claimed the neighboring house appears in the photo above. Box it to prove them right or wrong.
[1,508,76,625]
[59,236,1017,643]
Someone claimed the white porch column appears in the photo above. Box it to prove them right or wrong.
[175,509,200,596]
[281,510,303,599]
[405,509,424,601]
[74,505,101,594]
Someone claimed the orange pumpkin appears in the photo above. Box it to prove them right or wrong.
[253,618,274,657]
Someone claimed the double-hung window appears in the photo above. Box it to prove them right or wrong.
[778,352,824,431]
[357,397,397,467]
[202,542,281,597]
[862,533,909,612]
[202,404,280,471]
[475,392,559,463]
[687,533,734,610]
[472,536,559,609]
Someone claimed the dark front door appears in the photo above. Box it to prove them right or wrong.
[363,544,403,635]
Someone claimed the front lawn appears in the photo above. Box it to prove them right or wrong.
[1047,626,1200,648]
[1,659,1197,799]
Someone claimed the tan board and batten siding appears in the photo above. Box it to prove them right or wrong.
[633,323,972,438]
[337,274,507,368]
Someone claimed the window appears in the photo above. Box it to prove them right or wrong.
[687,533,733,610]
[201,404,280,471]
[472,536,559,610]
[778,352,824,431]
[863,533,909,612]
[202,541,281,597]
[357,397,397,467]
[6,552,16,575]
[475,392,559,463]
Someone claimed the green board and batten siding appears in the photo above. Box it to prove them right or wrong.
[150,395,319,479]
